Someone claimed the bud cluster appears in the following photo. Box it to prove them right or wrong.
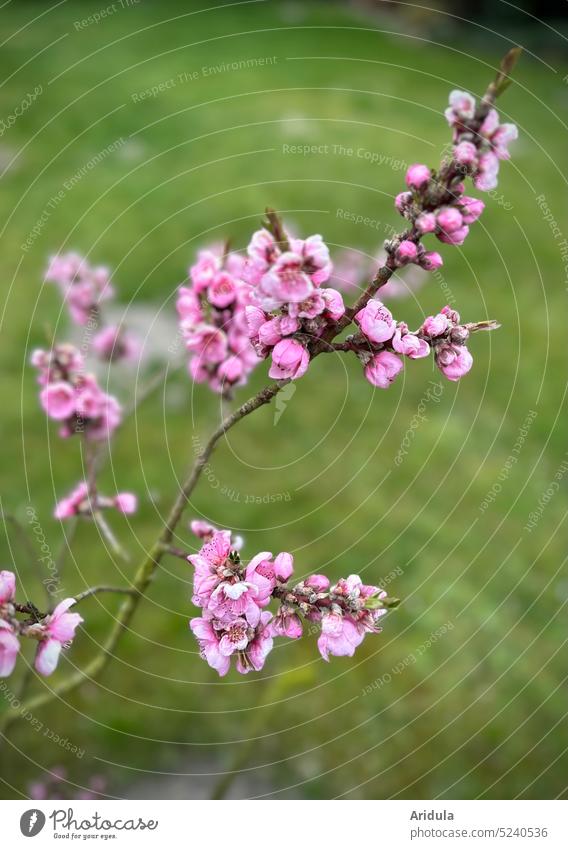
[187,525,393,675]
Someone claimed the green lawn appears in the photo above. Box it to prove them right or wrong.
[1,0,567,799]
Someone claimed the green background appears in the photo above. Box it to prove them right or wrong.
[1,0,567,799]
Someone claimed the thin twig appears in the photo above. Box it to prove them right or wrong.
[73,585,139,604]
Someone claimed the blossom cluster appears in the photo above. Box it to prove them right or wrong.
[0,571,82,678]
[445,90,518,191]
[31,344,122,441]
[351,302,476,387]
[54,481,137,520]
[244,228,346,380]
[187,525,391,675]
[176,247,260,396]
[45,252,138,364]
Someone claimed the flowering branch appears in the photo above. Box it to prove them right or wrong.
[0,49,521,725]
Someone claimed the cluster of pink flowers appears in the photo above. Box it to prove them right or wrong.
[54,481,137,520]
[31,344,122,441]
[187,525,390,676]
[350,301,475,387]
[245,229,345,380]
[396,167,484,252]
[46,253,114,326]
[445,90,518,191]
[45,252,138,365]
[0,570,82,678]
[176,247,260,396]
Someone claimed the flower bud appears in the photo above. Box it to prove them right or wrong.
[405,163,431,190]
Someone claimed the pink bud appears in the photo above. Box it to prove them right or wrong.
[268,338,310,381]
[395,240,418,266]
[436,344,473,381]
[115,493,137,514]
[422,313,448,337]
[0,571,16,605]
[420,251,443,271]
[436,206,463,234]
[306,574,330,592]
[437,225,470,246]
[459,196,485,224]
[394,191,413,214]
[274,552,294,581]
[364,351,403,389]
[415,212,437,234]
[405,164,431,190]
[453,141,478,166]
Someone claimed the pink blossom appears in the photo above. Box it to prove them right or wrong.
[34,598,83,677]
[453,140,478,166]
[419,251,444,271]
[436,206,463,234]
[436,343,473,380]
[218,355,245,386]
[218,617,250,656]
[445,89,476,124]
[395,191,413,214]
[190,616,231,676]
[114,493,137,514]
[422,313,449,337]
[269,605,302,639]
[235,612,273,673]
[279,314,300,336]
[45,253,114,325]
[245,305,268,343]
[321,288,346,321]
[208,580,261,627]
[40,382,76,420]
[190,249,221,292]
[364,351,403,389]
[290,234,333,285]
[405,163,431,190]
[93,326,139,363]
[269,339,310,380]
[245,551,293,605]
[415,212,437,234]
[247,228,279,275]
[258,317,284,347]
[305,574,330,592]
[176,286,203,323]
[395,240,418,266]
[261,252,313,305]
[185,324,228,364]
[287,290,326,320]
[190,520,218,540]
[437,225,470,246]
[317,612,364,661]
[0,621,20,677]
[474,151,500,191]
[208,271,238,308]
[54,482,90,519]
[458,196,485,224]
[392,325,430,359]
[0,570,16,605]
[354,299,395,344]
[491,122,518,159]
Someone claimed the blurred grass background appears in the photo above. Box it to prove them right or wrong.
[1,0,567,799]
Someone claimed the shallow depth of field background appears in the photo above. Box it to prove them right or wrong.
[1,0,567,799]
